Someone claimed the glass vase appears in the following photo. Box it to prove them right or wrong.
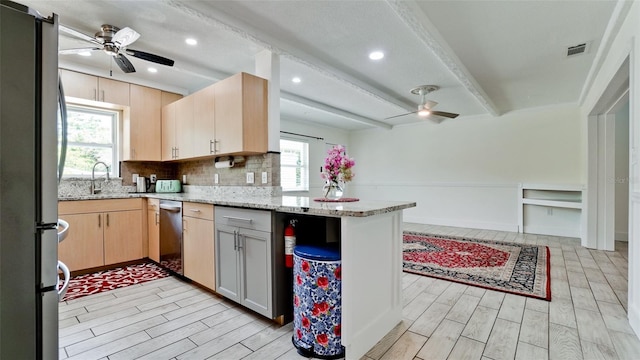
[323,181,344,200]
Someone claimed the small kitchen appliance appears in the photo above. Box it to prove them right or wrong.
[136,176,147,193]
[156,179,181,193]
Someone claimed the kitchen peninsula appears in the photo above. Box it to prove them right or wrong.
[58,192,416,359]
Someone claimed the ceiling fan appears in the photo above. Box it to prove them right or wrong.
[385,85,459,122]
[59,24,175,74]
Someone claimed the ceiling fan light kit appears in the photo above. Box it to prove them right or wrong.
[384,84,460,121]
[59,23,175,74]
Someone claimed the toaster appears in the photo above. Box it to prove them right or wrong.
[155,180,182,193]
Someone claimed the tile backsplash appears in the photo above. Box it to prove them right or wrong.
[121,152,281,187]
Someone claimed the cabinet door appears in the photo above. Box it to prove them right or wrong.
[98,77,129,105]
[184,216,215,290]
[128,84,162,161]
[147,206,160,263]
[213,74,244,154]
[104,210,143,265]
[58,213,104,271]
[175,95,194,159]
[239,228,271,316]
[213,72,267,155]
[59,69,98,101]
[193,85,216,157]
[161,101,177,161]
[215,224,241,302]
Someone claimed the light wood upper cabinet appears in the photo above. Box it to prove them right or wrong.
[192,85,216,157]
[98,77,130,106]
[125,87,182,162]
[175,95,195,160]
[214,72,267,155]
[160,72,267,161]
[162,100,177,161]
[60,69,129,105]
[125,84,161,161]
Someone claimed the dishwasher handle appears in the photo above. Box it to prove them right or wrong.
[160,204,182,212]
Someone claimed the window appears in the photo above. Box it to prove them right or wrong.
[280,139,309,191]
[63,105,118,177]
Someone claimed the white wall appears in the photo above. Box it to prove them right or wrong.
[615,101,630,241]
[280,118,350,197]
[348,104,582,231]
[579,0,639,338]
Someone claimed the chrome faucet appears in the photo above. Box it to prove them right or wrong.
[90,161,110,195]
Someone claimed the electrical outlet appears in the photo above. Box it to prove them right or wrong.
[182,175,187,184]
[150,174,157,183]
[132,173,139,183]
[261,172,268,184]
[246,172,255,184]
[214,173,219,184]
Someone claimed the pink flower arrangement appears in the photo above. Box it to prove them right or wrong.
[321,145,355,184]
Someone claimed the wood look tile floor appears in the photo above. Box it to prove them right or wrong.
[58,223,640,360]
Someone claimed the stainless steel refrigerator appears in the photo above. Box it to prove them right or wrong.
[0,1,62,358]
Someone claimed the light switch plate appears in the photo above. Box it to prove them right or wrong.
[246,172,254,184]
[261,172,268,184]
[132,173,139,183]
[214,173,219,184]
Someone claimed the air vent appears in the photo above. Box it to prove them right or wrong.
[567,43,587,57]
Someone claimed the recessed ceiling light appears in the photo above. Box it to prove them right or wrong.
[292,77,301,83]
[147,67,158,73]
[78,51,92,57]
[185,38,198,46]
[369,51,385,60]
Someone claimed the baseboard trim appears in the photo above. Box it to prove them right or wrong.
[628,302,640,339]
[615,231,629,241]
[403,216,518,232]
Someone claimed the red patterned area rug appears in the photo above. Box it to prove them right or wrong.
[403,232,551,301]
[61,263,170,302]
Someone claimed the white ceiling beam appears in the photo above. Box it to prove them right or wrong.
[163,0,417,113]
[282,93,393,130]
[386,0,500,116]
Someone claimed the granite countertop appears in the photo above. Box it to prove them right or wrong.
[59,192,416,217]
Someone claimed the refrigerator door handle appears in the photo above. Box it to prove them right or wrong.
[57,261,70,300]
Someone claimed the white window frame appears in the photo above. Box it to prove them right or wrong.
[63,105,118,178]
[280,138,309,192]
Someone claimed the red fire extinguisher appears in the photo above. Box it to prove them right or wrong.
[284,219,297,268]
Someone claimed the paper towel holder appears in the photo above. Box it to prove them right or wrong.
[214,155,245,169]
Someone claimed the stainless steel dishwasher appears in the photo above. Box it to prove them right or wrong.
[159,200,183,275]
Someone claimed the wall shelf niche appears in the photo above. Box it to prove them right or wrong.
[518,183,584,239]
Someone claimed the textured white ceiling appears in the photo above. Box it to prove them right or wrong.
[19,0,620,130]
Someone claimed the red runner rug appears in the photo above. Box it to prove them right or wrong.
[403,232,551,301]
[61,263,170,302]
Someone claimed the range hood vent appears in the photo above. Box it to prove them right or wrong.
[567,43,588,57]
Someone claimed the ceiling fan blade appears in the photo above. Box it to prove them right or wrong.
[112,27,140,47]
[384,110,418,120]
[59,24,102,46]
[59,47,100,55]
[125,49,175,66]
[430,111,459,119]
[113,54,136,73]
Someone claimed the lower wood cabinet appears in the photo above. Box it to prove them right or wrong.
[147,199,160,262]
[183,202,215,291]
[58,199,144,272]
